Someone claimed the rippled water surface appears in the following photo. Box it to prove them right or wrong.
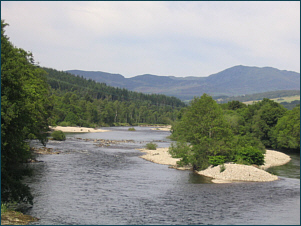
[26,127,300,225]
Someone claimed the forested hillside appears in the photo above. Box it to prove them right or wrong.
[44,68,186,127]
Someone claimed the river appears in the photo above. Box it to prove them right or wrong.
[25,126,300,225]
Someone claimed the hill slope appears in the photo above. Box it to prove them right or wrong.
[67,65,300,100]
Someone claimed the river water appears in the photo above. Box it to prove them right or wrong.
[26,126,300,225]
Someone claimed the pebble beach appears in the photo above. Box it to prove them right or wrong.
[139,147,291,183]
[49,126,110,133]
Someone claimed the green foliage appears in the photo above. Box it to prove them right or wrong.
[1,203,9,213]
[145,142,158,150]
[128,127,136,131]
[220,164,226,173]
[171,94,234,170]
[271,105,300,150]
[169,142,191,158]
[45,68,184,127]
[1,20,51,204]
[234,146,265,166]
[64,111,79,126]
[280,100,300,110]
[209,156,226,166]
[226,100,247,110]
[171,94,233,144]
[249,98,287,147]
[169,95,292,170]
[51,130,66,141]
[168,142,192,166]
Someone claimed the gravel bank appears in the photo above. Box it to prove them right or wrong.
[139,148,291,183]
[197,163,279,183]
[260,149,291,170]
[150,125,172,131]
[49,126,110,133]
[139,148,191,170]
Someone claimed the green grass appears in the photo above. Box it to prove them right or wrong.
[1,203,9,213]
[145,142,158,150]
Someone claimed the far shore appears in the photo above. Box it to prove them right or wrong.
[49,126,110,133]
[138,147,291,183]
[150,125,172,131]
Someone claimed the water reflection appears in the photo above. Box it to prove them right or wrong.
[188,172,213,184]
[267,151,300,179]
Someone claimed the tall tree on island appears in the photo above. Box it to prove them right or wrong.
[1,20,52,204]
[170,94,234,170]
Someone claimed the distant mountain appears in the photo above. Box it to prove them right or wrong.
[67,65,300,101]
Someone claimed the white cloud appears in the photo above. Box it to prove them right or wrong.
[1,1,299,77]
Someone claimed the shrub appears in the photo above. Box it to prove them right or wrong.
[51,130,66,141]
[168,141,191,158]
[1,203,9,213]
[168,142,192,166]
[58,121,71,127]
[220,164,226,173]
[234,146,264,165]
[145,142,158,150]
[209,155,226,166]
[128,127,136,131]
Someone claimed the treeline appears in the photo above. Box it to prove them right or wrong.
[170,94,300,170]
[44,68,186,127]
[215,90,300,109]
[279,100,300,110]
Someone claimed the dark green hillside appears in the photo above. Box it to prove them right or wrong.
[45,68,185,108]
[66,70,127,87]
[44,68,186,127]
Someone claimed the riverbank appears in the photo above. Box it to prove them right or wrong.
[150,125,172,131]
[139,148,190,170]
[139,148,291,183]
[1,210,38,225]
[49,126,110,133]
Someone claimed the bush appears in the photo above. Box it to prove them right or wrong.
[145,142,158,150]
[234,146,264,165]
[51,130,66,141]
[220,164,226,172]
[168,141,191,158]
[58,121,71,127]
[128,127,136,131]
[209,155,226,166]
[169,142,192,166]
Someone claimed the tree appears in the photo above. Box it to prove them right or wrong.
[170,94,234,170]
[1,20,51,204]
[271,105,300,150]
[250,99,287,147]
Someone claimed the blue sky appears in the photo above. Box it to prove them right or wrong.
[1,1,300,78]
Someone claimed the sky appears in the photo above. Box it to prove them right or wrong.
[1,1,300,78]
